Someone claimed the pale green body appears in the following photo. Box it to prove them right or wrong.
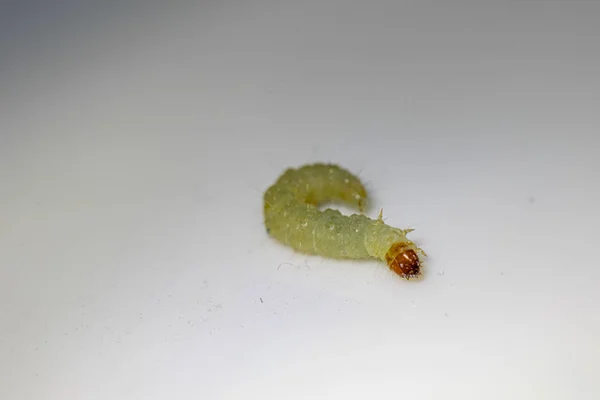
[263,163,416,261]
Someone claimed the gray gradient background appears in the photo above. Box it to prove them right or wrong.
[1,1,599,399]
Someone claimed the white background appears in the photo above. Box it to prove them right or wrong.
[2,1,599,399]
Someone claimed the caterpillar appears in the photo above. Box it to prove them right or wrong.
[263,163,426,280]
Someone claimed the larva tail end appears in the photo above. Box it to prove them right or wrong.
[384,242,422,280]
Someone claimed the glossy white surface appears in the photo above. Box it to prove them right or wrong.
[2,1,599,399]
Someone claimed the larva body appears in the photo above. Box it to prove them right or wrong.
[263,163,425,279]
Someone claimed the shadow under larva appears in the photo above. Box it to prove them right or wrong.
[263,163,426,280]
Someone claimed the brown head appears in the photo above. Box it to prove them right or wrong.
[385,242,421,280]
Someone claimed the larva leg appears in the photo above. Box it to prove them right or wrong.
[264,163,426,280]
